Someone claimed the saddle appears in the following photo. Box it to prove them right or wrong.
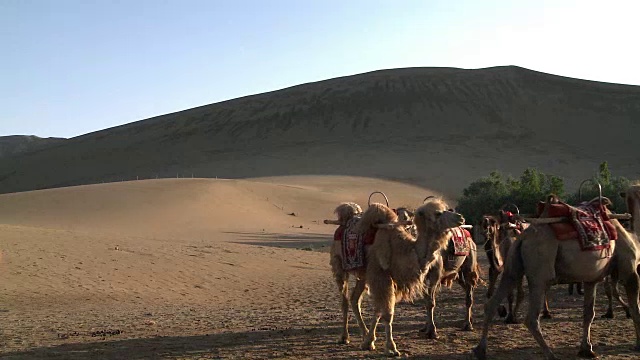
[535,197,616,251]
[333,217,377,270]
[447,227,472,256]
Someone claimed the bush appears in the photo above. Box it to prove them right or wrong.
[457,162,629,225]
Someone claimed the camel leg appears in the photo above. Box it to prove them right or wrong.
[577,282,584,295]
[421,266,442,339]
[488,266,507,318]
[350,277,369,338]
[568,283,574,295]
[363,277,393,352]
[472,266,518,360]
[382,311,400,356]
[335,271,350,344]
[622,271,640,351]
[487,265,498,299]
[506,277,524,324]
[613,280,631,318]
[578,282,598,358]
[362,314,380,351]
[541,292,552,319]
[602,277,615,319]
[524,283,559,360]
[461,276,474,331]
[603,275,631,319]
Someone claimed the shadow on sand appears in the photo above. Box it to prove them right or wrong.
[5,324,632,360]
[0,325,444,360]
[224,231,332,250]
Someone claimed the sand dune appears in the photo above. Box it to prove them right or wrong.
[1,66,639,197]
[0,176,447,357]
[0,176,439,238]
[0,176,439,308]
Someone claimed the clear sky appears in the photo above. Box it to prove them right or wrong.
[2,0,639,138]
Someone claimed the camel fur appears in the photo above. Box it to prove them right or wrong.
[362,199,465,356]
[473,191,640,360]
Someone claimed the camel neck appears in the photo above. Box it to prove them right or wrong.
[416,228,449,261]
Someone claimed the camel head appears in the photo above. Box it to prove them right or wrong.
[481,215,499,244]
[334,202,363,225]
[395,207,415,223]
[414,198,465,234]
[620,183,640,232]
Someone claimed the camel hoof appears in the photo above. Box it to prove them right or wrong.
[386,349,401,357]
[424,328,439,339]
[504,314,519,324]
[497,305,507,318]
[361,341,375,351]
[472,345,487,360]
[541,312,552,320]
[601,311,614,319]
[338,337,350,344]
[577,349,597,358]
[461,323,473,331]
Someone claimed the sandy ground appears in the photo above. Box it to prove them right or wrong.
[0,177,638,359]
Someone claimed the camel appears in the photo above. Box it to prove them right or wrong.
[329,202,369,345]
[600,184,640,319]
[420,218,482,338]
[472,192,640,360]
[481,214,526,323]
[361,199,465,356]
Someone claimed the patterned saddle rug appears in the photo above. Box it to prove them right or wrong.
[535,201,617,251]
[333,217,377,270]
[447,227,471,256]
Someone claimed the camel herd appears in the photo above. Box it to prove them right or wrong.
[326,183,640,359]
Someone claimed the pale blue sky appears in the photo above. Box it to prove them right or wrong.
[2,0,638,138]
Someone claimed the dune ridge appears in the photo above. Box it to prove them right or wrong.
[1,66,639,197]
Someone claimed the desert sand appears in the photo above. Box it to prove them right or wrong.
[1,176,638,359]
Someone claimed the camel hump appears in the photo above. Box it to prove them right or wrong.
[356,203,398,233]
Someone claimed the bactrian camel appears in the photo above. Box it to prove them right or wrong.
[472,192,640,360]
[329,202,368,345]
[362,199,465,356]
[600,184,640,319]
[480,214,527,323]
[420,216,482,338]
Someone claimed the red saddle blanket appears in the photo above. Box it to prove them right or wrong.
[535,201,617,251]
[333,217,377,270]
[448,227,471,256]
